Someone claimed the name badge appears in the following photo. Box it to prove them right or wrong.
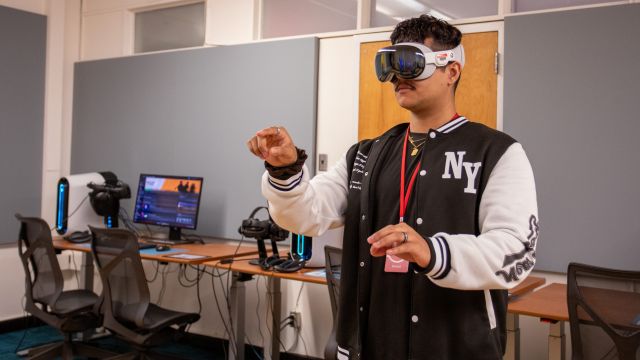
[384,254,409,273]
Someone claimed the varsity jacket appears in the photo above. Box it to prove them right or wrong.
[262,118,538,359]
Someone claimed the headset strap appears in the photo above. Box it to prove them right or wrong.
[99,171,118,186]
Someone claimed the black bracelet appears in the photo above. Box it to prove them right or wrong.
[264,147,308,180]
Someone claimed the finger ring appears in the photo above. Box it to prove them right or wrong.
[402,232,408,244]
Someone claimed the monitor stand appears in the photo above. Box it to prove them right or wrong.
[146,226,196,245]
[169,226,182,241]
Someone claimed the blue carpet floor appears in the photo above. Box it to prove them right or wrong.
[0,324,248,359]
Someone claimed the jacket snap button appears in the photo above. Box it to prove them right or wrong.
[364,172,368,176]
[360,261,365,267]
[416,218,423,225]
[411,315,419,323]
[429,132,436,139]
[361,214,366,221]
[420,170,426,176]
[360,307,364,312]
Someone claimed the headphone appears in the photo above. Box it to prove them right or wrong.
[239,206,290,270]
[238,206,289,241]
[87,171,131,218]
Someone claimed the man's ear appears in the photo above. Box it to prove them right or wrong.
[446,62,461,86]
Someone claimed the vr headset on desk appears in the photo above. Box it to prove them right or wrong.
[238,206,290,270]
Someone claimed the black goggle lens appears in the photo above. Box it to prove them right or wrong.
[375,45,426,82]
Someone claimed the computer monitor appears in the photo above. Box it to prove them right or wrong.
[133,174,203,242]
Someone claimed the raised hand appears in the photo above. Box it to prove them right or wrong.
[246,126,298,167]
[367,222,432,268]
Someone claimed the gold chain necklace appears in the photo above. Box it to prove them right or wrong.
[408,135,427,156]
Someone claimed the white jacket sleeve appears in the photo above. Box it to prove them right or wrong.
[424,143,539,290]
[261,155,349,236]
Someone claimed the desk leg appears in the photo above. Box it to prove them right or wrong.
[548,321,565,360]
[504,313,520,360]
[229,272,246,360]
[79,252,95,341]
[264,277,281,360]
[80,252,94,291]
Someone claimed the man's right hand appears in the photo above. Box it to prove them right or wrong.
[246,126,298,167]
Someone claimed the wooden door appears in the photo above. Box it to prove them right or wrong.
[358,32,498,140]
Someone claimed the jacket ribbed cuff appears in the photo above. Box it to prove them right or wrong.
[415,236,451,280]
[264,147,307,180]
[267,170,304,192]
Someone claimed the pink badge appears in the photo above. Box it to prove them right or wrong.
[384,254,409,273]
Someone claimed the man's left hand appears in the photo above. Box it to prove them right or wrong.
[367,223,431,268]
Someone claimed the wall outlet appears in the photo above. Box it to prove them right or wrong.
[289,311,302,330]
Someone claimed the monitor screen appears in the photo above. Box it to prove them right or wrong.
[133,174,203,234]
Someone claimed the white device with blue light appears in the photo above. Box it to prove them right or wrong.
[55,172,112,236]
[276,227,343,272]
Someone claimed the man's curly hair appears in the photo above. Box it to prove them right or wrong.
[390,15,462,51]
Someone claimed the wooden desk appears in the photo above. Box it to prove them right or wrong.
[508,283,568,360]
[210,256,545,360]
[53,237,258,298]
[504,276,547,360]
[53,238,258,264]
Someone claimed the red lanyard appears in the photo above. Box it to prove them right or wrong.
[399,127,421,223]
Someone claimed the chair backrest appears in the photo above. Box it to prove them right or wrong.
[89,226,150,328]
[567,262,640,360]
[15,214,64,307]
[324,245,342,360]
[324,245,342,319]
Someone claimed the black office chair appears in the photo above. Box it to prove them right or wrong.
[15,214,115,360]
[324,246,342,360]
[567,262,640,360]
[89,226,200,360]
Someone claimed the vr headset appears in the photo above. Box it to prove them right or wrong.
[239,206,290,270]
[238,206,289,241]
[375,42,465,82]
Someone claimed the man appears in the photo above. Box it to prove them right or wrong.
[247,15,538,360]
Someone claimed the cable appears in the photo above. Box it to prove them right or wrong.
[264,278,288,352]
[210,268,236,359]
[254,276,265,352]
[295,283,305,310]
[119,207,142,237]
[155,263,179,305]
[145,261,160,283]
[70,250,80,288]
[215,266,239,356]
[50,194,90,231]
[299,330,310,359]
[13,296,29,354]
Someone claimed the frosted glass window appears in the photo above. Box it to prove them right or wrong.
[514,0,617,12]
[262,0,357,39]
[371,0,498,27]
[135,2,205,53]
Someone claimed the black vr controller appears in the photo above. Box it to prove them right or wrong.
[273,256,306,273]
[238,206,289,270]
